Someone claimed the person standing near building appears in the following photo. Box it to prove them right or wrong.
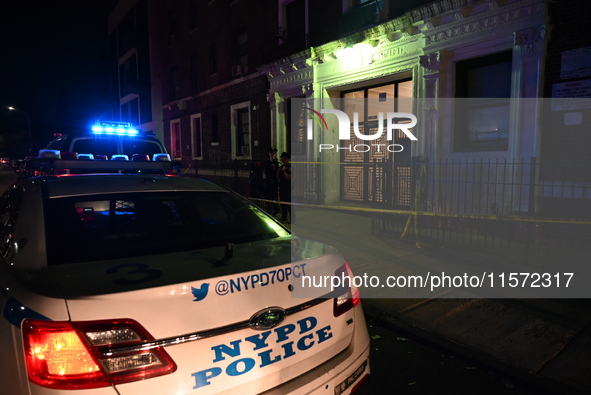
[249,160,263,199]
[277,152,292,223]
[263,147,280,216]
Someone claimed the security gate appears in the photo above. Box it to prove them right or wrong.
[341,80,413,208]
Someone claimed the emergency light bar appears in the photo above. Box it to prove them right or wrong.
[91,121,139,136]
[31,149,179,175]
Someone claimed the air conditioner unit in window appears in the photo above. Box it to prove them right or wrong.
[231,65,246,76]
[241,145,249,155]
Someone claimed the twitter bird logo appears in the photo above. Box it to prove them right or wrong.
[191,283,210,301]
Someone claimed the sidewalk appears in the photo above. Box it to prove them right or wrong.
[288,205,591,394]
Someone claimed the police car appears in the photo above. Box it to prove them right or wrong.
[44,121,168,162]
[0,152,371,394]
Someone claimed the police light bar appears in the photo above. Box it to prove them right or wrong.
[91,121,139,136]
[31,150,179,176]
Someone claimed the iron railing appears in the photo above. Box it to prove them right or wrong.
[191,156,591,261]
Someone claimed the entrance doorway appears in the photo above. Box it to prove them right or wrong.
[341,80,413,207]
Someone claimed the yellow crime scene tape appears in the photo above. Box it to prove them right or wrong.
[248,197,591,226]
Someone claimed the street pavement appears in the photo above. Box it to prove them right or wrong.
[285,204,591,395]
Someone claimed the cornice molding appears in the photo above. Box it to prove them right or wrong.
[269,69,313,90]
[423,0,545,51]
[265,0,547,92]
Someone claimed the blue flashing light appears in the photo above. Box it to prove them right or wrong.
[91,121,140,136]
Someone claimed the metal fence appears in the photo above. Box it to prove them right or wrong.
[371,157,540,216]
[365,157,591,260]
[192,156,591,261]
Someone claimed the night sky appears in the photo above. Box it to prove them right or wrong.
[0,0,118,154]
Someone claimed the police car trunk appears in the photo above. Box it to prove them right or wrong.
[24,174,370,394]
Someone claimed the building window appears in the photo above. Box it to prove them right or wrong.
[170,120,181,158]
[231,103,251,158]
[119,53,138,97]
[190,0,199,31]
[280,0,306,51]
[117,10,136,56]
[191,114,203,159]
[342,79,414,160]
[341,0,385,34]
[121,97,140,126]
[234,29,248,68]
[455,51,512,151]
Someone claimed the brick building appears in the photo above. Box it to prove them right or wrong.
[106,0,590,218]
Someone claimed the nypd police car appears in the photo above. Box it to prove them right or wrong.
[0,153,370,394]
[44,121,168,161]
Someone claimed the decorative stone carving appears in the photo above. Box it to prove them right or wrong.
[514,25,545,56]
[420,52,441,75]
[301,84,313,97]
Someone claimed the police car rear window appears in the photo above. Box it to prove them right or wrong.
[70,138,118,157]
[44,191,289,265]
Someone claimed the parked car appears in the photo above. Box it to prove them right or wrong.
[10,158,23,170]
[15,155,38,177]
[0,157,370,394]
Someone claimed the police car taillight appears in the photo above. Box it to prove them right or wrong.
[333,262,361,317]
[22,319,176,389]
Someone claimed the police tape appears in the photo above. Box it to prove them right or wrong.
[248,197,591,226]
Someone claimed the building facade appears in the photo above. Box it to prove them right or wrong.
[108,0,162,141]
[265,0,548,216]
[107,0,590,219]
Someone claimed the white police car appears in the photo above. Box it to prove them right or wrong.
[0,155,370,394]
[44,121,168,162]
